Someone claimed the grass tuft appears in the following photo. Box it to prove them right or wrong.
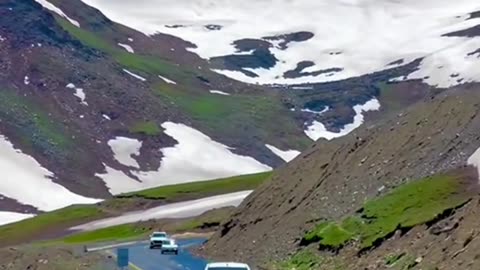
[129,121,161,136]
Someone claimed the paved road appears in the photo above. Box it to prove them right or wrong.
[114,238,208,270]
[72,191,252,231]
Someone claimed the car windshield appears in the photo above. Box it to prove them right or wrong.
[152,233,166,238]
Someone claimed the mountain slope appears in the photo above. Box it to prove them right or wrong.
[201,83,480,266]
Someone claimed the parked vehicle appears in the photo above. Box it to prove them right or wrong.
[149,231,169,249]
[160,238,179,255]
[204,262,251,270]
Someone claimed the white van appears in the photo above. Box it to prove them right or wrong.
[205,262,251,270]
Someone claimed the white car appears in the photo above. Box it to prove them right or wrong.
[160,238,179,255]
[149,231,169,249]
[204,262,251,270]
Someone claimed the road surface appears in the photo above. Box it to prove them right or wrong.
[72,191,252,231]
[112,238,208,270]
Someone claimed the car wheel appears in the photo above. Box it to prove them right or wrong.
[174,250,178,255]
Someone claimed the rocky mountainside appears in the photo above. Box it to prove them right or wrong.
[201,84,480,268]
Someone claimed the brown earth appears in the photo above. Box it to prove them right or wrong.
[0,245,117,270]
[201,83,480,267]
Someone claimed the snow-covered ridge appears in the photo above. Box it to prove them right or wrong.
[305,98,381,141]
[35,0,80,27]
[78,0,480,87]
[0,134,101,212]
[265,144,300,162]
[98,122,271,195]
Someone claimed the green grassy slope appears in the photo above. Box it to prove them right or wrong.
[301,174,471,250]
[118,172,273,200]
[0,206,107,246]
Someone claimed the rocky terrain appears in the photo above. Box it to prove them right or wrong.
[201,83,480,269]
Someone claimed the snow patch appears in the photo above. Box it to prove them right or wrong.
[0,135,101,211]
[301,106,329,115]
[128,37,134,42]
[265,144,300,162]
[35,0,80,27]
[401,37,480,88]
[102,114,111,120]
[108,137,142,168]
[123,69,146,81]
[209,90,230,96]
[71,191,251,231]
[0,212,35,226]
[0,36,5,42]
[468,147,480,183]
[118,43,134,53]
[305,98,381,141]
[97,122,271,195]
[78,0,480,87]
[158,75,177,84]
[24,76,30,85]
[66,83,88,105]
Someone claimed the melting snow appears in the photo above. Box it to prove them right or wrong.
[0,135,101,211]
[265,144,300,162]
[123,69,146,81]
[71,190,251,231]
[66,83,88,106]
[118,43,135,53]
[209,90,230,96]
[301,106,329,115]
[24,76,30,85]
[0,212,35,226]
[35,0,80,27]
[158,75,177,84]
[78,0,480,87]
[305,98,381,141]
[468,147,480,182]
[108,137,142,168]
[97,122,271,195]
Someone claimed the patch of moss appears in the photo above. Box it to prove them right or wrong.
[129,121,161,136]
[0,89,71,157]
[56,18,182,79]
[302,174,471,250]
